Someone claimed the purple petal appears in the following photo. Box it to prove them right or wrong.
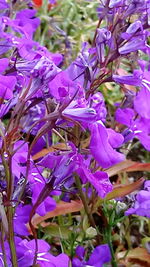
[134,87,150,118]
[136,133,150,151]
[0,0,9,9]
[90,122,125,168]
[126,20,142,34]
[109,0,122,8]
[119,39,145,54]
[136,190,150,203]
[113,74,141,86]
[0,58,9,73]
[49,70,75,100]
[0,75,16,99]
[77,164,112,198]
[27,239,50,252]
[144,180,150,191]
[62,107,97,123]
[87,244,111,267]
[93,171,113,198]
[14,205,32,236]
[115,108,135,127]
[107,128,124,148]
[75,246,85,260]
[36,197,56,216]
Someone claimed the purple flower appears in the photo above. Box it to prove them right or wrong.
[90,121,125,168]
[2,9,40,39]
[62,107,97,123]
[72,244,111,267]
[96,28,111,63]
[109,0,123,8]
[0,241,12,266]
[67,42,95,87]
[90,92,107,122]
[87,244,111,267]
[12,141,28,179]
[52,150,78,187]
[75,245,85,260]
[0,57,9,72]
[31,56,61,82]
[113,74,141,86]
[115,108,150,150]
[124,0,147,17]
[13,205,32,236]
[0,53,16,100]
[77,155,112,198]
[16,239,69,267]
[30,175,56,216]
[119,38,146,54]
[0,0,9,10]
[125,181,150,218]
[15,37,38,60]
[115,108,135,127]
[48,70,78,101]
[0,74,16,99]
[134,86,150,119]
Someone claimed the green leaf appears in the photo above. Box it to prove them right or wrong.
[43,224,72,239]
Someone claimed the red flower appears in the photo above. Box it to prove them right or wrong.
[32,0,57,9]
[32,0,42,7]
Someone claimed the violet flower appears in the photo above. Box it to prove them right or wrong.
[0,241,12,267]
[0,56,16,99]
[13,204,32,236]
[125,181,150,218]
[29,173,56,216]
[67,42,95,87]
[134,86,150,119]
[96,28,111,63]
[11,141,28,179]
[0,0,9,11]
[72,244,111,267]
[62,107,97,123]
[109,0,123,8]
[115,108,150,150]
[90,121,125,168]
[48,70,78,101]
[2,9,40,39]
[16,239,69,267]
[90,92,107,122]
[0,74,16,99]
[77,154,112,198]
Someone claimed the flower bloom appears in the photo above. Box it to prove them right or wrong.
[90,121,125,168]
[125,181,150,218]
[72,244,111,267]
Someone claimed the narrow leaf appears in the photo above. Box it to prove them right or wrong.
[32,200,83,227]
[105,178,144,200]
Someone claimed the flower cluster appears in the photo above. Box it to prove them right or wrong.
[0,0,150,266]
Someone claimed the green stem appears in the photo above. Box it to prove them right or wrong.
[0,224,8,267]
[107,226,117,267]
[2,150,18,266]
[75,175,96,229]
[7,207,18,267]
[1,155,10,192]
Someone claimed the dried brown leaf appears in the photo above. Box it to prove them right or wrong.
[117,247,150,267]
[105,178,144,200]
[106,160,150,177]
[32,143,71,160]
[32,200,83,227]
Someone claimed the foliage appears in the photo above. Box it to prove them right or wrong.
[0,0,150,266]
